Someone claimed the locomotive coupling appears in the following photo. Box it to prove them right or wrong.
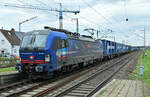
[15,64,22,72]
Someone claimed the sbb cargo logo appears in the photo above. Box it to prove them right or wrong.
[107,45,115,49]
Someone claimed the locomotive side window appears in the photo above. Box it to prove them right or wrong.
[62,39,66,48]
[52,38,67,50]
[57,39,62,49]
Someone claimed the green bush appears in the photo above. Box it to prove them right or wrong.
[0,57,20,66]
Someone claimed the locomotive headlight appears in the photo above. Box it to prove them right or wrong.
[45,54,50,62]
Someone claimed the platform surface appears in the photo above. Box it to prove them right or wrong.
[93,79,144,97]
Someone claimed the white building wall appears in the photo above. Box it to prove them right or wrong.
[0,31,20,57]
[13,45,20,56]
[0,31,12,55]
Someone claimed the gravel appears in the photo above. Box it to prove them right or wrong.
[112,51,141,80]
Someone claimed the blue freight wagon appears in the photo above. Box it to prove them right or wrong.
[101,39,116,59]
[101,39,130,59]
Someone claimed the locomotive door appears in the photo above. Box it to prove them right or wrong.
[61,39,67,61]
[56,38,67,67]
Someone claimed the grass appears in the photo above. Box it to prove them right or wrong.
[129,71,137,80]
[96,90,105,97]
[129,49,150,97]
[0,67,15,72]
[130,49,150,87]
[138,50,150,88]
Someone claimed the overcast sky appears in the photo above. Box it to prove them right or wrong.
[0,0,149,46]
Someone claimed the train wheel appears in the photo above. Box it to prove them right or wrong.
[79,63,84,68]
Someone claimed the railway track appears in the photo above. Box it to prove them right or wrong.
[0,59,105,97]
[0,79,44,97]
[52,53,136,97]
[0,52,139,97]
[0,79,30,92]
[25,52,137,97]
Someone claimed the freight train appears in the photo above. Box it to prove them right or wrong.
[15,27,139,78]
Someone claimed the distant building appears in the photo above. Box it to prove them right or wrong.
[0,28,25,57]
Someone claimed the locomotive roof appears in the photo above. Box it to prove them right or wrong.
[26,30,50,35]
[44,26,95,42]
[26,29,95,42]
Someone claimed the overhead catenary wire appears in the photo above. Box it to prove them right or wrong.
[0,0,100,31]
[15,0,58,30]
[81,0,133,40]
[2,0,128,39]
[4,0,80,29]
[124,0,128,21]
[35,0,77,30]
[63,11,120,38]
[17,0,122,34]
[16,0,57,17]
[42,0,102,32]
[63,7,113,31]
[74,0,119,36]
[93,0,121,23]
[34,0,58,16]
[16,0,38,7]
[82,0,128,34]
[82,0,114,26]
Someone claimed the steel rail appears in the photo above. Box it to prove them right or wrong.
[3,59,103,97]
[0,52,138,97]
[53,53,135,97]
[0,79,30,93]
[86,56,133,97]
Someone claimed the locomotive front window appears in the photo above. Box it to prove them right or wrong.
[21,34,48,50]
[21,35,33,48]
[33,35,48,48]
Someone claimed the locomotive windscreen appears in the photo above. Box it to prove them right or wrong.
[21,34,48,51]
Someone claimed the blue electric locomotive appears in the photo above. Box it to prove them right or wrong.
[15,27,140,78]
[16,27,103,77]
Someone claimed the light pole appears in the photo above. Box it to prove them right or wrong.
[19,16,38,32]
[139,26,146,58]
[107,29,115,42]
[140,27,146,49]
[96,30,101,39]
[76,18,79,33]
